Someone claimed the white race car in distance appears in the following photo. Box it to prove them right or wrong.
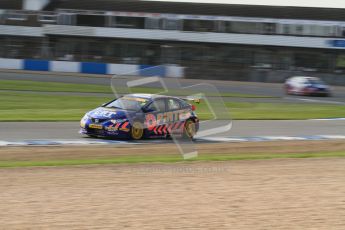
[284,76,331,97]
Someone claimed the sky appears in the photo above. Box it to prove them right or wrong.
[147,0,345,8]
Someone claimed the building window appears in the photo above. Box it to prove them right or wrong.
[115,16,145,29]
[76,15,106,27]
[230,21,258,34]
[57,14,75,25]
[295,25,304,35]
[282,24,291,34]
[38,15,56,23]
[108,16,116,27]
[145,18,161,29]
[162,19,180,30]
[263,23,276,34]
[183,19,216,32]
[336,55,345,68]
[223,21,232,33]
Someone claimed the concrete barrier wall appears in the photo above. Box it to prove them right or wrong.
[0,58,22,70]
[0,58,184,78]
[24,59,50,71]
[108,64,138,75]
[1,58,343,85]
[50,61,79,73]
[80,62,107,75]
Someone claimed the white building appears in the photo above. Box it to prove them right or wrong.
[1,0,345,82]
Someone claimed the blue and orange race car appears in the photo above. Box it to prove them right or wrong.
[80,94,199,140]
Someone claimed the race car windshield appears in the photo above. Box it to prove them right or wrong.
[104,97,149,111]
[308,79,324,85]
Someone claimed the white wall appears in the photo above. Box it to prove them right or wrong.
[108,64,138,75]
[23,0,50,10]
[50,61,79,73]
[0,59,184,78]
[166,65,185,78]
[0,58,22,70]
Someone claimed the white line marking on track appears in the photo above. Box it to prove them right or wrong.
[197,135,345,143]
[309,118,345,121]
[0,139,136,147]
[317,135,345,139]
[196,137,248,142]
[1,135,345,147]
[256,136,306,141]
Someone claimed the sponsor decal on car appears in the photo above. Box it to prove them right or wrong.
[105,126,118,132]
[145,109,191,128]
[89,124,103,129]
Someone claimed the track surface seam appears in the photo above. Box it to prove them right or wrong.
[1,135,345,147]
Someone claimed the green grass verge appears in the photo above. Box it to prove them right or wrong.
[1,151,344,168]
[0,79,111,93]
[0,80,274,98]
[0,91,110,121]
[194,101,345,120]
[0,91,344,121]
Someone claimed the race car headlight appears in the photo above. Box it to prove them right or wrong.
[80,114,90,128]
[82,114,90,121]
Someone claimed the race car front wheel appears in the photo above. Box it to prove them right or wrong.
[130,121,144,140]
[183,120,196,139]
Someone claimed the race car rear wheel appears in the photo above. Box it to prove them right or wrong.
[183,120,196,139]
[130,121,144,140]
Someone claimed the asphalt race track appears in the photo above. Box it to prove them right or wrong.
[0,120,344,144]
[1,70,345,104]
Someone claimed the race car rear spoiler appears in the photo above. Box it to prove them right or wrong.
[183,96,201,104]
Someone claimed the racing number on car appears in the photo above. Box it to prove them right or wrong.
[145,113,157,130]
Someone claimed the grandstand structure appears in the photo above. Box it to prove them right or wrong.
[1,0,345,82]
